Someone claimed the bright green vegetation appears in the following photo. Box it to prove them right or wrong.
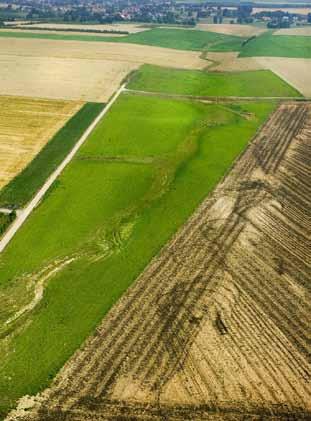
[0,103,105,209]
[0,27,245,51]
[239,31,311,58]
[128,64,301,97]
[0,93,275,418]
[0,212,16,236]
[111,28,245,51]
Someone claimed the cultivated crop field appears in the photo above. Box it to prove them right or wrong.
[0,96,82,190]
[0,93,275,419]
[14,102,311,421]
[0,38,206,102]
[128,64,301,97]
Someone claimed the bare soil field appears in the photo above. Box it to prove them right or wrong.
[274,27,311,36]
[0,96,82,190]
[12,22,148,34]
[205,53,310,97]
[206,52,263,71]
[8,102,311,420]
[0,38,206,102]
[256,57,311,98]
[196,23,266,37]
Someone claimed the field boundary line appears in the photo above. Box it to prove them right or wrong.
[124,88,309,102]
[0,84,125,254]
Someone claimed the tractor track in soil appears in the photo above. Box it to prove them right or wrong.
[8,103,311,421]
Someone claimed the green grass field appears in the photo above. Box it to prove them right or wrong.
[239,31,311,58]
[0,103,105,209]
[0,27,245,51]
[128,64,301,97]
[113,28,245,51]
[0,93,275,418]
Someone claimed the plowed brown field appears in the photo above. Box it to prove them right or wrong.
[9,103,311,420]
[0,96,82,190]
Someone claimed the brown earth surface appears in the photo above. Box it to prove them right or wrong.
[0,38,206,102]
[8,102,311,420]
[206,52,263,71]
[0,96,82,190]
[196,23,266,37]
[274,27,311,36]
[255,57,311,98]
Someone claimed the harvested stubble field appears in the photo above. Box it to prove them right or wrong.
[0,94,274,419]
[255,57,311,98]
[0,38,206,102]
[0,96,82,190]
[275,27,311,36]
[8,102,311,421]
[195,23,267,37]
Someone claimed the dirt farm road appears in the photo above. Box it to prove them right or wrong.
[0,84,125,254]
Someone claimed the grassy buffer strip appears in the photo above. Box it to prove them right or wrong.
[0,102,105,209]
[0,85,125,254]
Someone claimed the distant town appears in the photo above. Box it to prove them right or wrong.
[1,0,311,29]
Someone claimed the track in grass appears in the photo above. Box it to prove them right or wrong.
[0,94,274,419]
[11,102,311,421]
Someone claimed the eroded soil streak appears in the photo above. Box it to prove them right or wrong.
[9,103,311,421]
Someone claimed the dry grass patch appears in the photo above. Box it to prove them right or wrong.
[0,96,82,189]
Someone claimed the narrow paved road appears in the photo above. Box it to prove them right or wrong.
[0,84,125,254]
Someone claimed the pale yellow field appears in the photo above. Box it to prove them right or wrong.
[3,28,125,37]
[274,27,311,36]
[0,96,82,189]
[255,57,311,97]
[0,38,206,102]
[12,22,148,33]
[196,23,266,37]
